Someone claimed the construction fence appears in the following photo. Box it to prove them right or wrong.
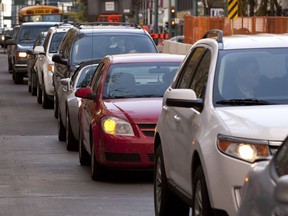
[184,16,288,44]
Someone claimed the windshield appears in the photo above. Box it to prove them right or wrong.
[17,25,54,45]
[103,62,181,99]
[213,48,288,106]
[71,34,157,65]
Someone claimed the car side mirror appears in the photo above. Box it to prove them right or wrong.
[5,38,15,45]
[52,53,68,66]
[75,87,96,101]
[274,175,288,203]
[60,78,71,91]
[34,45,45,55]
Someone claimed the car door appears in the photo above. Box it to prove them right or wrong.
[163,45,211,193]
[81,62,106,153]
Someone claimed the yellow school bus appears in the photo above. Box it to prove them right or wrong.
[18,5,63,24]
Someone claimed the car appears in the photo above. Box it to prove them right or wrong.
[52,22,159,128]
[169,35,184,43]
[27,31,47,95]
[6,22,59,84]
[238,134,288,216]
[75,53,185,181]
[7,25,20,73]
[58,60,98,151]
[34,24,72,109]
[0,28,13,49]
[153,30,288,216]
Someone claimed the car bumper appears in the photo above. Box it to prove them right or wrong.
[96,134,155,169]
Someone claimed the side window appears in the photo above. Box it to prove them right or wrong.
[43,31,51,51]
[190,50,211,98]
[175,47,206,89]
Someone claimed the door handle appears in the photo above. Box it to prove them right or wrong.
[174,115,181,122]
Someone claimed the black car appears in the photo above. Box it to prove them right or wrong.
[52,22,159,120]
[6,22,59,84]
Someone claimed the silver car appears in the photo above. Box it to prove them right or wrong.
[58,60,98,151]
[238,135,288,216]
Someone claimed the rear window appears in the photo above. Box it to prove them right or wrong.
[71,34,157,65]
[49,32,66,53]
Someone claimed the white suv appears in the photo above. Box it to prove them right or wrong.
[34,24,72,109]
[154,30,288,216]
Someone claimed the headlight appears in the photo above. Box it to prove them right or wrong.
[1,36,4,40]
[217,134,270,163]
[101,116,134,136]
[17,52,27,58]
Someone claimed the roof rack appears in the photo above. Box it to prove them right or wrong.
[202,29,223,43]
[73,22,141,29]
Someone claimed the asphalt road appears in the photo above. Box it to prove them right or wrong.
[0,48,154,216]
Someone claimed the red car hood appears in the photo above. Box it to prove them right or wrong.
[104,98,163,123]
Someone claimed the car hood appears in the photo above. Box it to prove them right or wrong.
[216,105,288,141]
[104,98,162,123]
[17,44,33,51]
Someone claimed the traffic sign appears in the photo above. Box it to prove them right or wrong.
[228,0,238,20]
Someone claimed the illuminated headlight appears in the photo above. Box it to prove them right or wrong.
[217,134,270,163]
[101,116,134,136]
[1,36,4,40]
[17,52,27,58]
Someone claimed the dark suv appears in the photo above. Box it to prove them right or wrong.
[6,22,59,84]
[52,22,158,120]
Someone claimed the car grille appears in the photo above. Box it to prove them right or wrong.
[105,153,141,162]
[147,154,155,162]
[137,124,156,137]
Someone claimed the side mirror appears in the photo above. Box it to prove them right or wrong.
[34,46,45,55]
[75,87,96,101]
[274,175,288,203]
[60,78,71,91]
[5,38,15,45]
[52,53,68,65]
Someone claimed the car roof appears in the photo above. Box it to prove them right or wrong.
[20,22,60,26]
[198,31,288,50]
[106,53,185,64]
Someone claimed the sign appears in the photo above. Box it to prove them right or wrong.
[228,0,238,20]
[105,2,115,11]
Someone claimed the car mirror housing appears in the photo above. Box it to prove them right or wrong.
[274,175,288,203]
[164,89,203,112]
[52,53,68,66]
[75,87,96,101]
[34,45,45,55]
[5,39,15,45]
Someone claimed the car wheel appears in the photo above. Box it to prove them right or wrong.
[192,166,213,216]
[42,87,53,109]
[91,136,106,181]
[79,128,90,166]
[8,59,12,73]
[12,69,23,84]
[58,108,66,141]
[31,73,37,96]
[37,80,42,104]
[154,145,190,216]
[66,109,78,151]
[54,92,58,119]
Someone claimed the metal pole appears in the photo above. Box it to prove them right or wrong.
[193,0,198,16]
[168,0,171,37]
[154,0,158,33]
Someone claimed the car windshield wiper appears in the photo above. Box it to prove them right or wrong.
[216,98,273,105]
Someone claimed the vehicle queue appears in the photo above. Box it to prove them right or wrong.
[4,20,288,216]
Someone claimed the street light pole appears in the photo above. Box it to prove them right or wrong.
[154,0,158,33]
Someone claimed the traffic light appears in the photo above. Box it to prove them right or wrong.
[171,7,176,29]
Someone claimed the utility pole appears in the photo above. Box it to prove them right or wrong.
[154,0,158,33]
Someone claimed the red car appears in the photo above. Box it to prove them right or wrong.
[75,53,185,180]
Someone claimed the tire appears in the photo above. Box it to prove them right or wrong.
[79,127,90,166]
[58,108,66,142]
[154,145,190,216]
[192,166,213,216]
[8,60,12,73]
[12,69,23,84]
[42,87,53,109]
[66,109,78,151]
[37,80,42,104]
[54,92,58,119]
[91,137,106,181]
[31,74,37,96]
